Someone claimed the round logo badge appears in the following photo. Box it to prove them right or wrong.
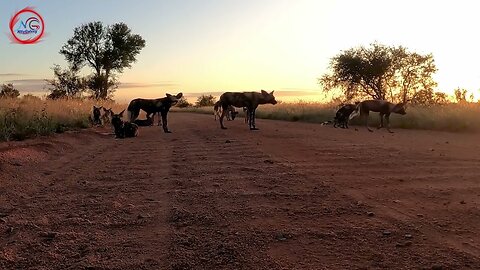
[9,7,45,44]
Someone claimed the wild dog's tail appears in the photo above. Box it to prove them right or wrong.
[348,102,361,120]
[213,101,221,121]
[126,109,133,122]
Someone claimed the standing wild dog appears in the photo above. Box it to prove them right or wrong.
[213,102,238,121]
[349,100,407,133]
[101,108,113,125]
[214,90,277,130]
[334,103,358,129]
[133,114,154,126]
[126,93,182,133]
[91,106,103,126]
[111,110,139,138]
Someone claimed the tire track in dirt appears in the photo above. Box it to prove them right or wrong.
[2,113,480,269]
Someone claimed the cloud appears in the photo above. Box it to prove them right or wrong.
[6,79,47,84]
[0,73,28,77]
[4,79,48,93]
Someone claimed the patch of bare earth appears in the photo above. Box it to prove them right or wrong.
[1,113,480,269]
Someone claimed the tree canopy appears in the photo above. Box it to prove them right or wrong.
[0,84,20,99]
[319,43,438,102]
[60,21,145,99]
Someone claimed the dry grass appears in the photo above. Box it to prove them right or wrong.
[1,97,479,142]
[0,97,125,141]
[174,102,480,132]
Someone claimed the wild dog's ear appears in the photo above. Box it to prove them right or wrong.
[261,90,268,95]
[118,109,125,117]
[166,93,172,98]
[270,90,275,95]
[175,93,183,99]
[102,107,108,112]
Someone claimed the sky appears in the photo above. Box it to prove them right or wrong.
[0,0,479,103]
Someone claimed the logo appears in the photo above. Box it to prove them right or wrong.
[9,7,45,44]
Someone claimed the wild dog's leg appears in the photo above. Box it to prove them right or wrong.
[250,109,259,130]
[363,111,373,132]
[219,106,227,129]
[157,112,162,126]
[378,113,384,129]
[161,111,171,133]
[385,113,394,133]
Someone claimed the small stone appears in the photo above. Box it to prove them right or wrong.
[405,234,413,239]
[460,200,466,204]
[137,214,145,219]
[417,214,424,218]
[382,230,392,236]
[393,200,400,203]
[225,140,231,143]
[264,159,274,164]
[6,227,14,234]
[367,211,375,217]
[0,213,8,218]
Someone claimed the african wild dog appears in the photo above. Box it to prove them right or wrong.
[214,90,277,130]
[133,114,154,126]
[111,109,139,138]
[349,100,407,133]
[101,108,113,125]
[91,106,103,126]
[126,93,182,133]
[333,103,358,129]
[213,102,238,121]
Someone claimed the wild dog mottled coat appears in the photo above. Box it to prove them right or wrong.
[127,93,182,133]
[214,90,277,130]
[349,100,407,133]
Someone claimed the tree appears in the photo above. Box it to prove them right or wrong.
[411,89,449,105]
[46,65,87,99]
[195,94,216,107]
[60,21,145,99]
[0,84,20,98]
[319,43,438,102]
[454,88,468,103]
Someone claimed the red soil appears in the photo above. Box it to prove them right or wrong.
[1,112,480,269]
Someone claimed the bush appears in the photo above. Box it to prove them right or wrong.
[195,94,216,107]
[0,97,122,141]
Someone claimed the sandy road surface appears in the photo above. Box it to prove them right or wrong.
[1,112,480,269]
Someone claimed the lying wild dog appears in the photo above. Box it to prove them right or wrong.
[91,106,103,126]
[101,108,113,125]
[133,114,154,126]
[127,93,182,133]
[349,100,407,133]
[111,109,139,138]
[334,103,358,129]
[213,102,238,121]
[214,90,277,130]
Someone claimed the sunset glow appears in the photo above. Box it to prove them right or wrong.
[0,0,479,102]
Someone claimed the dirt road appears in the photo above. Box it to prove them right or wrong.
[1,112,480,269]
